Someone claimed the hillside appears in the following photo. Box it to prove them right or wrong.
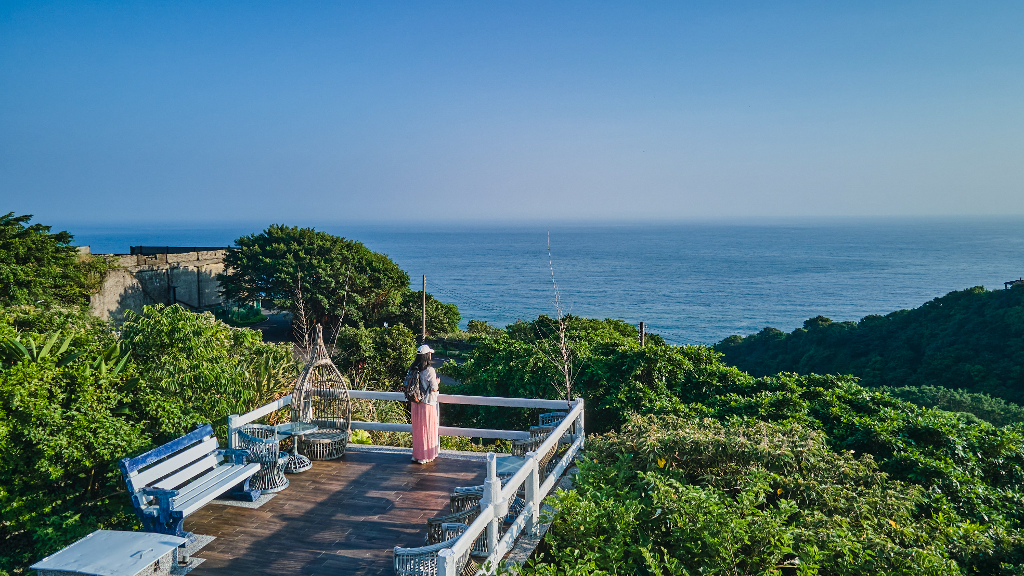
[446,316,1024,574]
[716,285,1024,403]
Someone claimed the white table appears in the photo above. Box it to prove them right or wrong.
[31,530,187,576]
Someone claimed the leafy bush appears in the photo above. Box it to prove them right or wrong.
[0,309,143,572]
[522,415,1015,575]
[120,304,298,442]
[333,323,416,389]
[466,319,504,338]
[331,323,416,446]
[0,304,298,573]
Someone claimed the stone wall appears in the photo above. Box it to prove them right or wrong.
[88,250,228,322]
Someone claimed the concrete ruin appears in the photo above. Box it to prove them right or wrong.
[85,246,230,322]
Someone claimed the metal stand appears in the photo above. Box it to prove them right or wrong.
[285,434,312,473]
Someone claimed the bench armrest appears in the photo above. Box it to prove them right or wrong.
[216,448,249,465]
[132,487,179,520]
[140,486,179,497]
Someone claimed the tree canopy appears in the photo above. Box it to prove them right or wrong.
[0,212,106,308]
[716,286,1024,403]
[216,224,459,334]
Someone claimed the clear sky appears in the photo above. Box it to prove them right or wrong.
[2,1,1022,224]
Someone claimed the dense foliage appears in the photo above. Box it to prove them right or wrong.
[119,305,299,442]
[0,305,296,574]
[216,224,460,333]
[333,323,417,389]
[449,316,1024,574]
[531,413,1024,575]
[0,213,107,308]
[716,286,1024,403]
[442,315,675,434]
[880,385,1024,427]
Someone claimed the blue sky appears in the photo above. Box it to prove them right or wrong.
[2,1,1022,224]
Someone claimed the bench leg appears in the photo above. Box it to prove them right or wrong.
[231,476,261,502]
[146,515,188,538]
[138,512,161,534]
[136,507,190,539]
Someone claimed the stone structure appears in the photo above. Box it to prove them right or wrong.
[86,247,229,322]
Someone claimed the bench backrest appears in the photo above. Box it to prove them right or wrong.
[119,424,221,494]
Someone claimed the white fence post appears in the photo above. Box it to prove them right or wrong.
[227,414,238,449]
[524,451,540,536]
[437,548,458,576]
[483,453,501,554]
[575,397,585,442]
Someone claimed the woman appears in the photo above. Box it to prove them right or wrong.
[410,344,440,464]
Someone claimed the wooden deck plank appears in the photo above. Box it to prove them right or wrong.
[185,449,485,576]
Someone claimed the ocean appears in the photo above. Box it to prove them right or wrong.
[67,218,1024,346]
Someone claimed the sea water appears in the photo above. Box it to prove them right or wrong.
[68,218,1024,345]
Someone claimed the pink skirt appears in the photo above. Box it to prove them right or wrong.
[411,402,439,462]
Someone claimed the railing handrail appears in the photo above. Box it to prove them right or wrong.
[229,391,575,447]
[348,390,573,409]
[500,399,583,503]
[442,398,585,574]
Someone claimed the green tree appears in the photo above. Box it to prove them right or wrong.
[216,225,458,334]
[0,212,107,308]
[218,225,410,329]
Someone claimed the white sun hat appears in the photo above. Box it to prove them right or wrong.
[417,344,435,354]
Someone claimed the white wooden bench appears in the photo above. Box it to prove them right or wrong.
[119,423,261,538]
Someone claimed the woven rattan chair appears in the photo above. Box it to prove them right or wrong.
[395,523,475,576]
[510,436,558,483]
[538,412,567,427]
[513,432,559,472]
[426,506,492,558]
[529,425,554,438]
[292,325,352,461]
[450,486,525,524]
[450,486,483,514]
[237,424,290,493]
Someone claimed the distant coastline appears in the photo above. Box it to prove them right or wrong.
[65,217,1024,346]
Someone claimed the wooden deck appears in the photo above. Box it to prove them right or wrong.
[185,446,486,576]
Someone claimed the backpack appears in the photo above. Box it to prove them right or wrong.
[403,368,425,403]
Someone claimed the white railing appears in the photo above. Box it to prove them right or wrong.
[228,391,576,448]
[438,398,585,575]
[228,392,585,575]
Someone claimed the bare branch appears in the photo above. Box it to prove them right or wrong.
[544,232,576,407]
[327,263,352,357]
[291,272,312,362]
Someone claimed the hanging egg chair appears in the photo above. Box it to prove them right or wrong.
[291,324,352,461]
